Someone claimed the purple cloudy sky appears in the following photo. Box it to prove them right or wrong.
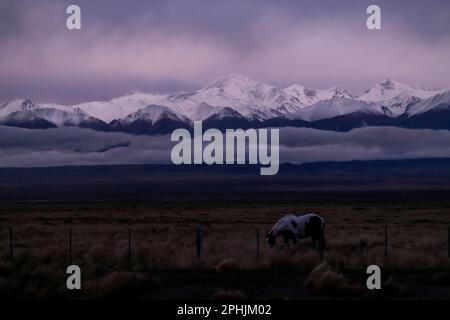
[1,0,450,104]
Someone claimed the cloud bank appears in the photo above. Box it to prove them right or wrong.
[2,126,450,167]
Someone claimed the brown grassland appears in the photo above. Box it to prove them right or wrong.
[0,198,450,299]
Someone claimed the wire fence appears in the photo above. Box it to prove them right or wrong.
[4,225,450,268]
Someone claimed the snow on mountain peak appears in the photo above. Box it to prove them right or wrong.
[201,74,269,103]
[291,98,373,122]
[169,74,304,120]
[205,74,278,99]
[380,78,395,89]
[359,78,445,102]
[209,73,258,88]
[358,78,448,116]
[122,104,188,124]
[323,86,354,100]
[284,84,354,106]
[74,92,170,123]
[407,90,450,116]
[0,99,39,118]
[284,84,319,106]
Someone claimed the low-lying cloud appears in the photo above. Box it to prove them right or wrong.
[280,127,450,163]
[2,126,450,168]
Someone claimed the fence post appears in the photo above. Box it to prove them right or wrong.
[9,227,13,263]
[128,228,132,267]
[384,225,388,257]
[69,228,72,265]
[256,228,260,263]
[196,229,203,260]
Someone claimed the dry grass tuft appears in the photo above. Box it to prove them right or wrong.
[266,250,320,272]
[96,271,162,298]
[211,289,247,300]
[371,276,409,298]
[432,273,450,285]
[304,263,364,297]
[215,259,240,273]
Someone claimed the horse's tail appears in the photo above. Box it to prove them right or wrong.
[319,222,326,259]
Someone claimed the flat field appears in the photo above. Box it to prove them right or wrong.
[1,195,449,299]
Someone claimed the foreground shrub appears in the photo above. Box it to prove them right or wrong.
[304,263,364,297]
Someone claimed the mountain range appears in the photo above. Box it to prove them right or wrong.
[1,74,450,134]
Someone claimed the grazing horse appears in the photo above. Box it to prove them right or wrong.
[265,213,325,252]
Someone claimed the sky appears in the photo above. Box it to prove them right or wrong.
[1,0,450,104]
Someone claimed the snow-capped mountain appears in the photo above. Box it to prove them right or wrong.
[0,99,40,118]
[406,90,450,116]
[120,104,189,125]
[397,90,450,130]
[368,93,422,117]
[0,99,111,130]
[0,100,56,129]
[1,75,450,134]
[359,79,446,117]
[110,104,191,135]
[359,79,444,102]
[69,93,170,123]
[167,74,305,120]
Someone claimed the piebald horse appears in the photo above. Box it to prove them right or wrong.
[265,213,325,252]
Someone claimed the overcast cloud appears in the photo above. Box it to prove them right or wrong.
[0,0,449,103]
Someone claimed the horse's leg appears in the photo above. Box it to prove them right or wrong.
[283,234,290,248]
[311,237,318,251]
[292,235,297,247]
[319,225,326,254]
[312,238,317,250]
